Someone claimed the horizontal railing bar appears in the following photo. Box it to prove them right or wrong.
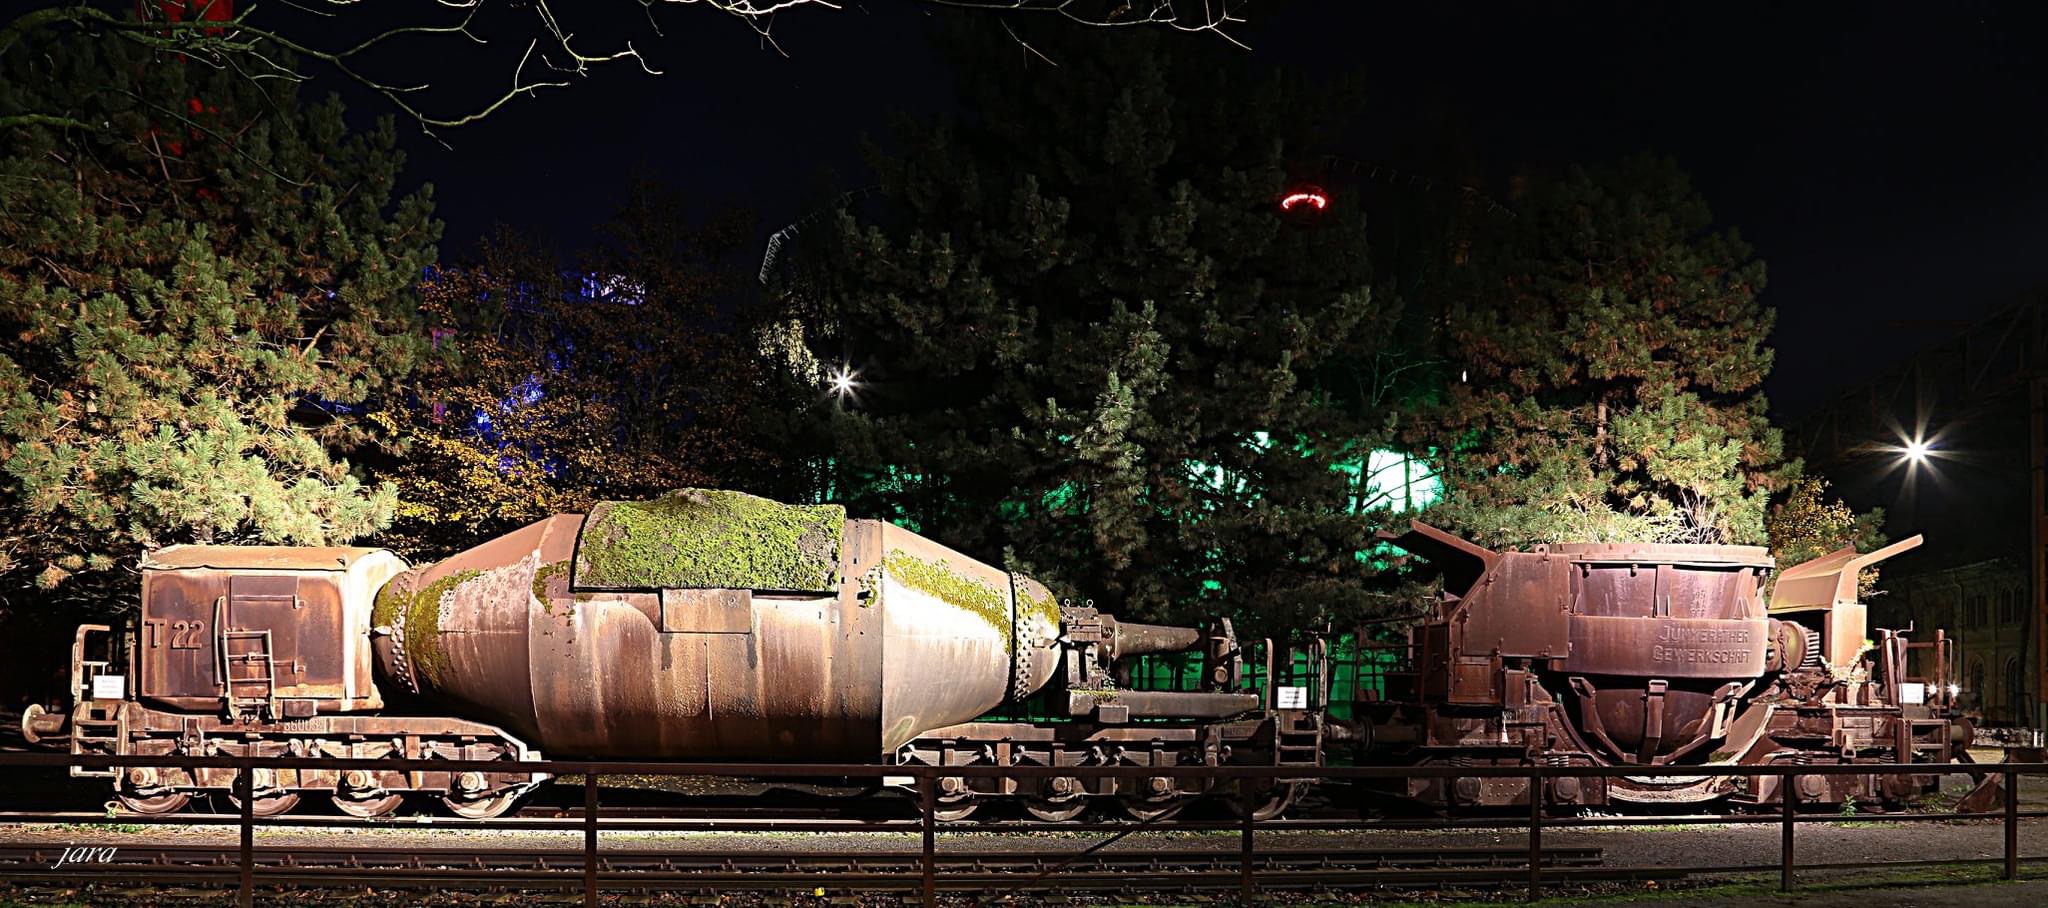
[0,751,2036,780]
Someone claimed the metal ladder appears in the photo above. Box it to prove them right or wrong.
[1275,711,1324,765]
[67,624,121,777]
[220,628,278,718]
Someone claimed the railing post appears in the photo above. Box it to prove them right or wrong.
[1780,771,1796,893]
[1239,775,1256,904]
[919,771,937,908]
[584,770,599,908]
[236,759,254,908]
[1527,764,1543,902]
[2006,768,2020,881]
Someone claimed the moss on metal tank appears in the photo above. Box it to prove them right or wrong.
[531,560,570,614]
[1018,583,1061,631]
[575,489,845,592]
[882,548,1013,651]
[371,569,479,688]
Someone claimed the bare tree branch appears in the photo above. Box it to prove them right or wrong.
[1,1,1250,140]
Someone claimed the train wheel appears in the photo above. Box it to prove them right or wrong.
[1023,776,1089,822]
[334,792,406,819]
[1023,797,1089,822]
[931,797,980,822]
[443,791,521,819]
[1120,795,1182,822]
[1120,776,1183,821]
[115,791,190,815]
[227,791,302,817]
[1225,780,1303,822]
[114,767,189,815]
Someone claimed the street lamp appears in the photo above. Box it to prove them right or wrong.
[1902,438,1932,463]
[828,365,859,400]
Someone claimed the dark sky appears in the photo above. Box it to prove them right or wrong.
[344,2,2048,420]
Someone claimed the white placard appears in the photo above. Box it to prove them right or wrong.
[1899,682,1926,705]
[1275,686,1309,709]
[90,674,125,700]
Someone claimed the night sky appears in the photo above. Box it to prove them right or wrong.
[346,2,2048,420]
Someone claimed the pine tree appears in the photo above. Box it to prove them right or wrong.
[0,35,437,605]
[769,26,1395,633]
[1407,158,1785,548]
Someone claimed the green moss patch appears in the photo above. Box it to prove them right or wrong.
[531,560,569,614]
[575,490,845,592]
[371,569,479,689]
[1017,581,1061,630]
[883,549,1013,650]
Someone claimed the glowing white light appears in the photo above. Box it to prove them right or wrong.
[1904,439,1932,462]
[828,366,858,397]
[1949,683,1962,698]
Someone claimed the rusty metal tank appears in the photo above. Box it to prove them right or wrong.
[369,490,1064,760]
[1390,523,1782,766]
[1546,540,1774,764]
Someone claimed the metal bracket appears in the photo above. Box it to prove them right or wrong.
[1639,679,1669,764]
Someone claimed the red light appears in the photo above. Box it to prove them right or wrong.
[1280,187,1329,212]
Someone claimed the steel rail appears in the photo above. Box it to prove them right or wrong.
[0,843,1605,869]
[1,753,2042,906]
[0,843,1614,895]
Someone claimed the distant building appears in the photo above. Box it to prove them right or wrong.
[1876,560,2029,722]
[1789,296,2048,727]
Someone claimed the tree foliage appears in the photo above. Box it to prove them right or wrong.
[1766,474,1886,598]
[382,188,780,559]
[1407,158,1787,549]
[0,34,436,604]
[770,27,1395,633]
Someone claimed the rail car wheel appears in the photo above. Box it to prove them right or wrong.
[1120,794,1182,822]
[115,791,190,815]
[924,775,980,822]
[1022,776,1089,822]
[931,797,980,822]
[1023,797,1089,822]
[114,767,190,815]
[334,792,406,818]
[1225,780,1304,822]
[1120,777,1184,821]
[222,768,302,816]
[443,791,522,819]
[227,791,302,817]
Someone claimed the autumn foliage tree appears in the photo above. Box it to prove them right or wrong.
[0,33,435,607]
[1407,157,1788,549]
[382,187,780,559]
[1766,474,1887,598]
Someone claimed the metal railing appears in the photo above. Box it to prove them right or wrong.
[0,753,2038,906]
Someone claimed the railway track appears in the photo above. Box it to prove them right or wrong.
[0,842,1629,894]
